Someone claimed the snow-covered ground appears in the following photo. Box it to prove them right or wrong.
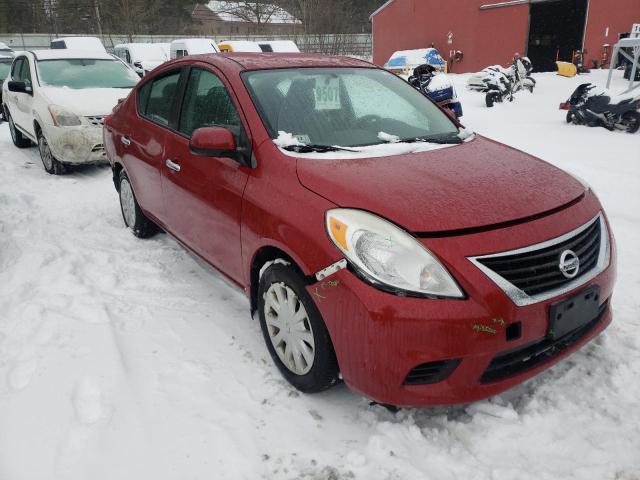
[0,69,639,480]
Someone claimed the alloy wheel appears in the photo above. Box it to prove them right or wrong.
[264,282,315,375]
[38,135,53,171]
[120,178,137,228]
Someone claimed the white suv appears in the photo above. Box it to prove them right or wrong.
[2,50,139,174]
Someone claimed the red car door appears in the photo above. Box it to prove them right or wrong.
[121,69,182,224]
[161,66,250,284]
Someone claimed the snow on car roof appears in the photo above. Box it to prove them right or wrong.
[195,52,372,71]
[206,1,301,24]
[31,49,116,61]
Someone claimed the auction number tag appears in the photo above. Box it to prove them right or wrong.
[314,78,341,110]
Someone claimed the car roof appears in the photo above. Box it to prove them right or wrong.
[28,49,116,61]
[179,52,374,71]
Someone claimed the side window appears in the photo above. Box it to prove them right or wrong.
[125,50,131,64]
[176,50,187,58]
[141,71,181,126]
[178,68,241,137]
[51,41,65,49]
[11,58,24,80]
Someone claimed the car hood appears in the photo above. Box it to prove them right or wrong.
[40,87,132,117]
[296,136,586,233]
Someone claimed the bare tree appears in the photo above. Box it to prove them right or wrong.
[214,1,282,26]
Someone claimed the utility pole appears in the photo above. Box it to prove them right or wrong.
[94,0,103,37]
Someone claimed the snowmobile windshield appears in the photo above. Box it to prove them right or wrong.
[242,67,459,149]
[37,59,139,89]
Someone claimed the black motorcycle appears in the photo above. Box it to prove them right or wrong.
[562,83,640,133]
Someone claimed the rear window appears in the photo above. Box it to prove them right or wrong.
[37,59,139,89]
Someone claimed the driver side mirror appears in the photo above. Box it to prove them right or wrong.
[190,126,237,157]
[8,80,32,94]
[190,126,253,167]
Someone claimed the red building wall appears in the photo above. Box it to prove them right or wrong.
[372,0,530,73]
[582,0,640,68]
[372,0,640,73]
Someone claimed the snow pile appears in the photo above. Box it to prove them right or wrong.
[377,131,400,143]
[273,130,303,148]
[0,69,639,480]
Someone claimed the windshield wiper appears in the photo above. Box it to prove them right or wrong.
[282,144,360,153]
[399,133,463,145]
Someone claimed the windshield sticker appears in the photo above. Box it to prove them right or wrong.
[314,77,341,110]
[294,134,311,144]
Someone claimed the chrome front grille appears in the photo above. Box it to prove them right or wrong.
[86,116,105,126]
[469,214,610,306]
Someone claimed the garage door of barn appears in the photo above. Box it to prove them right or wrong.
[527,0,589,71]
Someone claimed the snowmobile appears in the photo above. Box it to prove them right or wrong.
[560,83,640,133]
[408,64,463,118]
[467,56,536,107]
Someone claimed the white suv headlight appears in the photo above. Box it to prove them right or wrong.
[48,105,82,127]
[326,209,464,298]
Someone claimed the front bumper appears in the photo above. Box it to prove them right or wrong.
[45,124,108,165]
[308,194,616,407]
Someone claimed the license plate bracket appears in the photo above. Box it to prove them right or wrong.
[548,285,601,340]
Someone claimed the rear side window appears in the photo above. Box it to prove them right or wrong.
[138,71,181,126]
[50,40,66,49]
[178,68,241,137]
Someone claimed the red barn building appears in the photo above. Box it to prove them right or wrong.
[371,0,640,72]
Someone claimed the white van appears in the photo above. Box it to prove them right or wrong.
[217,40,263,53]
[50,37,106,53]
[257,40,300,53]
[113,43,168,77]
[170,39,219,59]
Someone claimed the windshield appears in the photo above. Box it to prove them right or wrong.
[0,62,11,79]
[243,67,459,149]
[37,59,139,89]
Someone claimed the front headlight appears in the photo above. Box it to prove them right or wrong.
[326,209,464,298]
[48,105,82,127]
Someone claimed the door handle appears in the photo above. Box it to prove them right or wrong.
[121,136,131,146]
[165,159,181,172]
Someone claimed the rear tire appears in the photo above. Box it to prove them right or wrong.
[7,112,31,148]
[485,92,498,108]
[37,132,66,175]
[621,111,640,134]
[118,170,157,238]
[566,112,579,124]
[258,263,339,393]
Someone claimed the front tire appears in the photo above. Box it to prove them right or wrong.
[118,170,157,238]
[7,112,31,148]
[37,132,65,175]
[258,263,339,393]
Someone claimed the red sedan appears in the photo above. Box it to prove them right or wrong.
[103,53,615,407]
